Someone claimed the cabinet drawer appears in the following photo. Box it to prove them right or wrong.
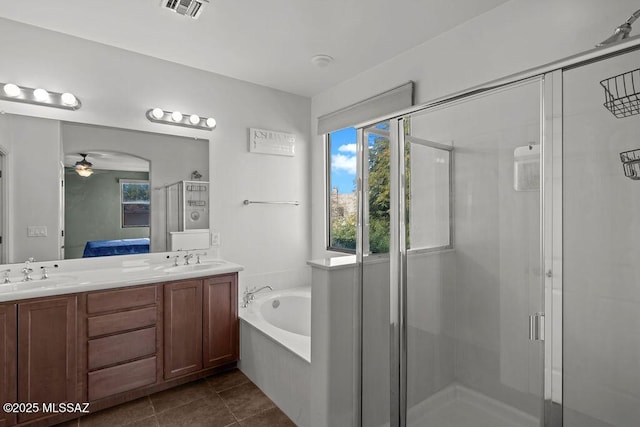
[88,327,156,370]
[87,286,156,314]
[88,356,156,401]
[88,306,156,337]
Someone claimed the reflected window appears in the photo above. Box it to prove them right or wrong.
[405,136,452,251]
[121,180,150,228]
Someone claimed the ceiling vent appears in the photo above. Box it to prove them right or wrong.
[161,0,209,19]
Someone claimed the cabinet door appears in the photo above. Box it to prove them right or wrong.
[163,280,203,379]
[203,274,238,368]
[18,296,77,424]
[0,304,16,427]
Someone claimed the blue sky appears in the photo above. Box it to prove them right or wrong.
[329,127,357,194]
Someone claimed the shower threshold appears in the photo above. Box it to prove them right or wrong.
[408,384,538,427]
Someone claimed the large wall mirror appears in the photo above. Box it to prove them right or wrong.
[0,113,209,263]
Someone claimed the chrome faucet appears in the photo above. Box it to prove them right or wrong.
[22,257,35,282]
[40,265,58,280]
[184,252,194,265]
[194,252,207,264]
[241,285,273,308]
[1,269,10,284]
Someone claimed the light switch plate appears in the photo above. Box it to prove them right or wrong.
[27,226,48,237]
[211,232,220,246]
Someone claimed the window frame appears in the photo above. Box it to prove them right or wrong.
[403,133,454,254]
[120,179,150,228]
[325,120,454,256]
[326,130,358,254]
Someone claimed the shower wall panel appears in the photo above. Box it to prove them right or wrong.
[563,50,640,427]
[406,251,456,409]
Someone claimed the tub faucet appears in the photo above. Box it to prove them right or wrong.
[241,285,273,308]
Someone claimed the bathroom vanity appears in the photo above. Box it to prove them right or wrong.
[0,257,241,426]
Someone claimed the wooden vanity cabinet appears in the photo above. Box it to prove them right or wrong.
[163,279,203,379]
[164,273,238,379]
[203,275,238,368]
[0,304,16,427]
[17,296,77,424]
[84,285,160,402]
[1,271,238,426]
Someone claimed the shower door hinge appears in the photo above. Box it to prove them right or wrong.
[529,312,545,341]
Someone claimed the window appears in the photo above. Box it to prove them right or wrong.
[121,180,150,228]
[365,121,392,254]
[327,122,392,254]
[327,118,452,255]
[327,127,358,252]
[405,138,452,251]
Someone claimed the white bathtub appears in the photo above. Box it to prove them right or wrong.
[239,286,312,425]
[239,286,311,362]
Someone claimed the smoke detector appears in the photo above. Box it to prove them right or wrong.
[310,54,334,68]
[161,0,209,19]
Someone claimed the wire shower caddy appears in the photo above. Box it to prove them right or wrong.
[600,68,640,118]
[620,149,640,180]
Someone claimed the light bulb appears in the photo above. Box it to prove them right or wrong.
[151,108,164,119]
[205,117,216,128]
[3,83,20,97]
[189,114,200,125]
[61,92,77,106]
[33,88,49,101]
[76,167,93,177]
[171,111,183,122]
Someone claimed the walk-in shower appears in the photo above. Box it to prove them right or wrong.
[354,37,640,427]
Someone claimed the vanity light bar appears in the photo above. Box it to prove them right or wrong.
[0,82,81,110]
[145,108,216,131]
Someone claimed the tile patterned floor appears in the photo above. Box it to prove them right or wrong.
[55,369,296,427]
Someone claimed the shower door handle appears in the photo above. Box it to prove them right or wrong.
[529,312,545,341]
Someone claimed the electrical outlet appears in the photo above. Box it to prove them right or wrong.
[211,232,220,246]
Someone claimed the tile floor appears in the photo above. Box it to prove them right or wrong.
[55,369,295,427]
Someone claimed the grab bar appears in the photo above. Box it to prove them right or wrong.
[243,200,299,206]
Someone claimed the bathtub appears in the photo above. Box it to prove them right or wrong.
[239,286,311,362]
[239,286,311,425]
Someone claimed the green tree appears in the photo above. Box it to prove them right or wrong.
[366,120,411,253]
[368,135,391,253]
[331,213,357,250]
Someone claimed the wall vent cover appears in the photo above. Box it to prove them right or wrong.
[161,0,209,19]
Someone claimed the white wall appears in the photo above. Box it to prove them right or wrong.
[311,0,640,258]
[0,18,311,285]
[0,114,61,263]
[562,49,640,427]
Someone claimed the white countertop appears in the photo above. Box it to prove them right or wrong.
[306,255,357,270]
[0,253,243,302]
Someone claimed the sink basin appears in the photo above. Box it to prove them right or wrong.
[164,261,225,274]
[0,275,79,293]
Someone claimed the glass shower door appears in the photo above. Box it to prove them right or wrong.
[399,80,545,427]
